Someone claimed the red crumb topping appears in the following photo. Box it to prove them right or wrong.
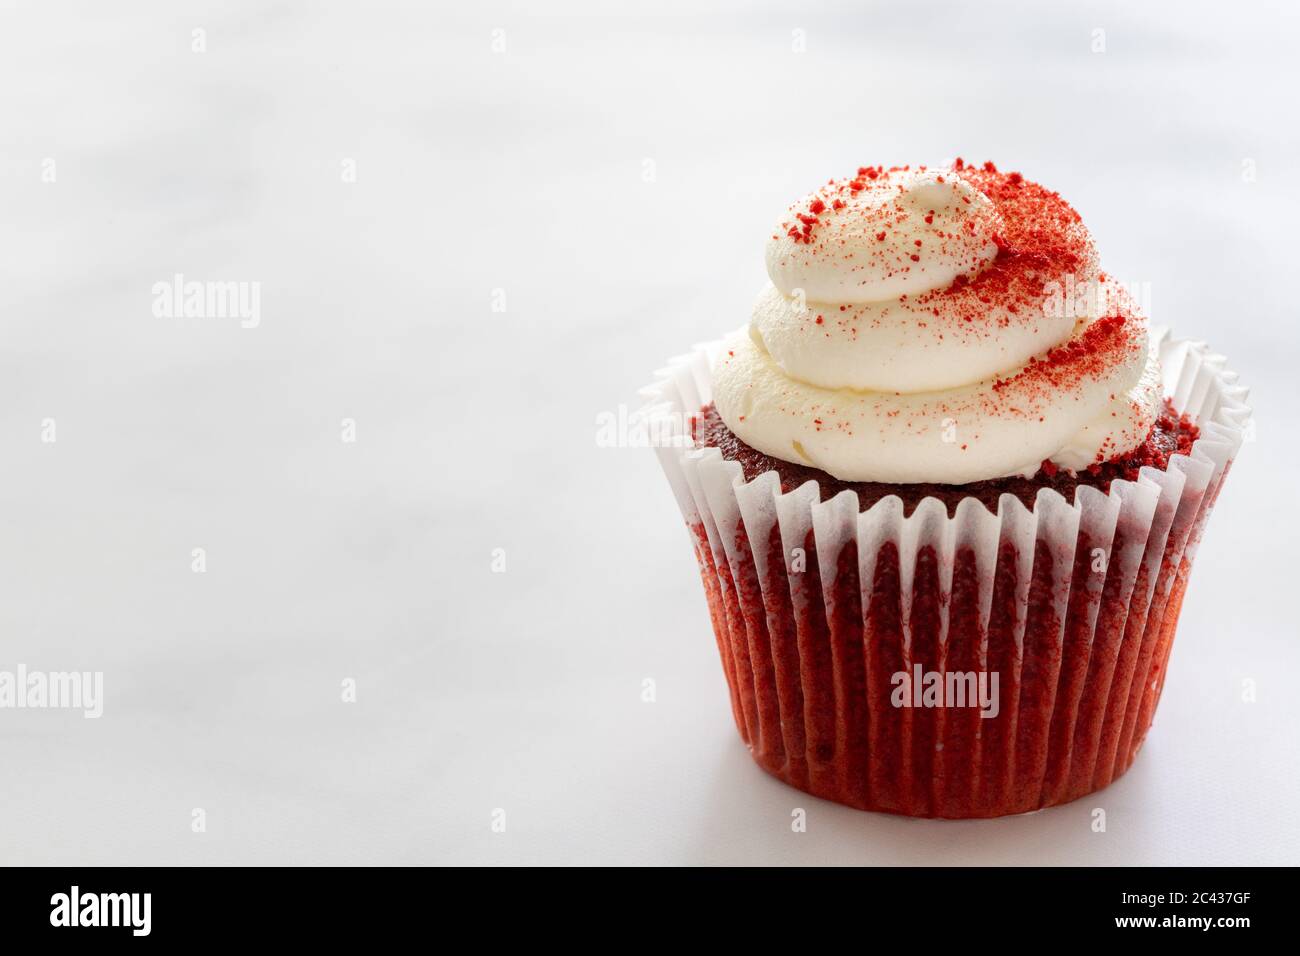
[991,315,1136,396]
[773,160,1098,346]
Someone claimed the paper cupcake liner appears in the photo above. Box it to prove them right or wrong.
[640,329,1249,818]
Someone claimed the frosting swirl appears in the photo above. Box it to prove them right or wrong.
[712,161,1161,484]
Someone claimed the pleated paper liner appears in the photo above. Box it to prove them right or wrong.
[640,329,1249,818]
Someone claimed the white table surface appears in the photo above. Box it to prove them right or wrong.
[1,0,1297,866]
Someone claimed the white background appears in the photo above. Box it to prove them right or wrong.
[1,0,1297,865]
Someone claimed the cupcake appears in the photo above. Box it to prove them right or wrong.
[641,160,1249,819]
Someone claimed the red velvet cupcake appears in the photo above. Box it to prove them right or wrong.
[642,161,1249,818]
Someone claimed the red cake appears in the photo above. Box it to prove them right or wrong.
[692,399,1199,518]
[644,160,1249,818]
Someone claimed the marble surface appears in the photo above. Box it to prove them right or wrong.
[1,0,1297,865]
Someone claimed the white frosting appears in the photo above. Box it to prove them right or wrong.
[712,165,1162,484]
[1050,347,1163,472]
[750,282,1082,394]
